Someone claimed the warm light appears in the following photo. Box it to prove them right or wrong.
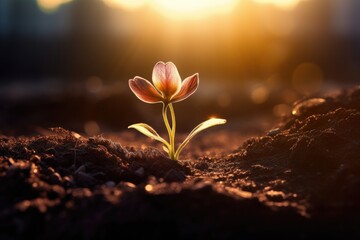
[281,89,298,104]
[253,0,302,10]
[86,76,103,93]
[84,121,101,136]
[37,0,72,13]
[292,62,323,95]
[145,184,153,192]
[217,93,232,108]
[103,0,146,10]
[273,104,291,117]
[209,115,218,119]
[251,86,269,104]
[150,0,237,20]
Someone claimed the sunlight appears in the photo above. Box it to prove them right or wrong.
[37,0,72,13]
[150,0,237,20]
[100,0,303,20]
[253,0,302,9]
[103,0,146,10]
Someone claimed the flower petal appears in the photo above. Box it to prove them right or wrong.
[171,73,199,103]
[152,61,181,100]
[129,77,162,104]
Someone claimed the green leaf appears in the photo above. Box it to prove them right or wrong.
[175,118,226,159]
[163,145,169,153]
[128,123,169,147]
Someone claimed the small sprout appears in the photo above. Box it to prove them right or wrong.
[128,61,226,160]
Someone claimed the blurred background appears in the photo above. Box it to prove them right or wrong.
[0,0,359,136]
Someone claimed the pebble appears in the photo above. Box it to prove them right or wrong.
[30,155,41,163]
[118,182,136,191]
[8,158,16,165]
[193,181,213,192]
[267,128,280,137]
[226,187,253,199]
[265,190,285,202]
[164,169,186,182]
[105,181,116,187]
[49,172,62,185]
[194,162,209,170]
[75,172,95,186]
[63,176,75,187]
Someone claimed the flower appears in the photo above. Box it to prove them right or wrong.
[129,61,199,104]
[128,61,226,161]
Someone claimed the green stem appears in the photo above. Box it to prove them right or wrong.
[169,103,176,138]
[162,103,175,160]
[169,103,177,160]
[174,142,184,160]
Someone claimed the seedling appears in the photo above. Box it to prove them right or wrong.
[128,61,226,160]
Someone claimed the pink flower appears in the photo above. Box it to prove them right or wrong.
[129,61,199,104]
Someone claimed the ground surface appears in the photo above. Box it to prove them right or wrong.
[0,86,359,239]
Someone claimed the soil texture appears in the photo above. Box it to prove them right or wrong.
[0,86,360,239]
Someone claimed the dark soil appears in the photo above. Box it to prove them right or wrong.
[1,86,360,239]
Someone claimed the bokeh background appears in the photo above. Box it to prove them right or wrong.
[0,0,359,136]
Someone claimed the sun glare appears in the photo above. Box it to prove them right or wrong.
[150,0,237,20]
[37,0,72,13]
[100,0,303,20]
[37,0,304,15]
[103,0,146,10]
[253,0,302,9]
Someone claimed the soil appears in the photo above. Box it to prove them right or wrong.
[1,86,360,239]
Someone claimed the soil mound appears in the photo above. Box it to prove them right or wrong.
[0,86,359,239]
